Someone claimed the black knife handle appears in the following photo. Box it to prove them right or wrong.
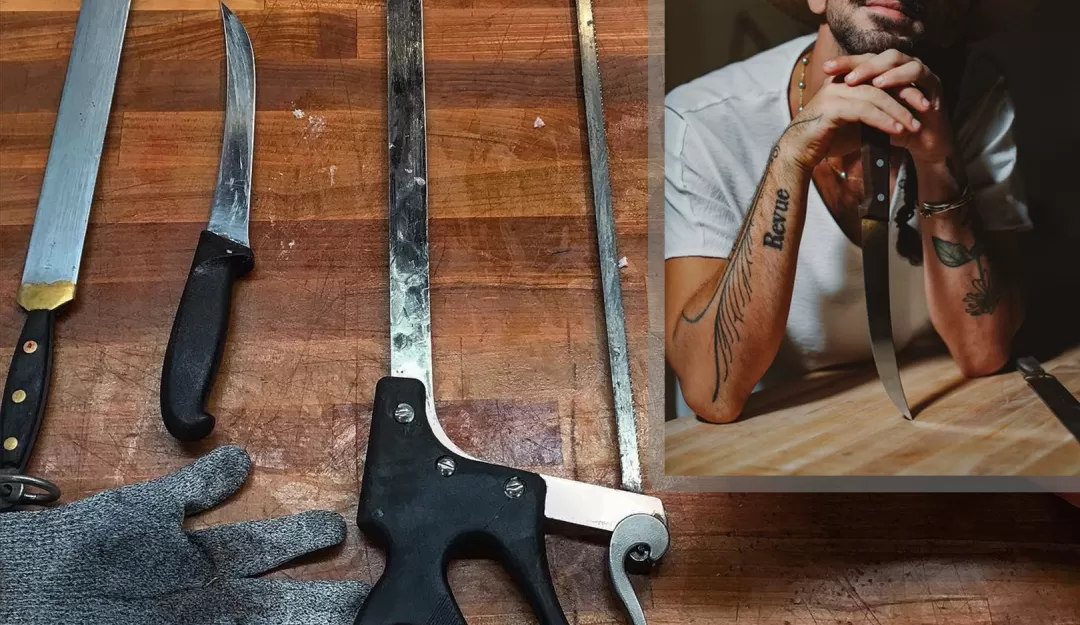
[860,125,892,221]
[355,377,569,625]
[160,230,253,441]
[1,309,55,473]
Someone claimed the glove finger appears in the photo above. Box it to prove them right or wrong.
[156,445,252,516]
[189,509,347,577]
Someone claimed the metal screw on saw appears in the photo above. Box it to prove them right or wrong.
[436,456,456,477]
[503,476,526,499]
[393,403,415,424]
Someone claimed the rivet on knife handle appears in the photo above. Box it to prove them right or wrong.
[159,4,255,441]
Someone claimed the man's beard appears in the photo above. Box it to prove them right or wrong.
[827,0,926,55]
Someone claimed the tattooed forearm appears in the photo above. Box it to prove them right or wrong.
[932,232,1000,316]
[679,116,820,402]
[681,202,756,401]
[763,189,791,251]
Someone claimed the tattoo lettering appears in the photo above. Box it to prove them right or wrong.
[763,189,791,250]
[679,115,821,402]
[932,234,1000,316]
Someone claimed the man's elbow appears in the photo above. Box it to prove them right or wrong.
[681,381,744,424]
[953,344,1011,378]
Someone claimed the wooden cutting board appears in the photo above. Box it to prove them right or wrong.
[1,1,1078,622]
[667,347,1080,476]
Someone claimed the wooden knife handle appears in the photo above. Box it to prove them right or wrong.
[160,230,253,441]
[1,309,56,473]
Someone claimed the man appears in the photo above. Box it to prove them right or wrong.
[665,0,1030,423]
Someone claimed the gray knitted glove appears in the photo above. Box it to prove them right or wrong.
[0,445,369,624]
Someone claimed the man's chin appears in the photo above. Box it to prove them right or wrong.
[838,28,918,55]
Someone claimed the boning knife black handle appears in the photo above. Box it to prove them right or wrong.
[160,230,253,441]
[860,126,892,221]
[1,309,55,475]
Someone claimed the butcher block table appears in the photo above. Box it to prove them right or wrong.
[667,346,1080,476]
[2,1,1079,623]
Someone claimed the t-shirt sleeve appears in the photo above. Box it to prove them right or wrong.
[665,106,745,260]
[953,55,1032,232]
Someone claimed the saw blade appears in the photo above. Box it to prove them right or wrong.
[574,0,643,493]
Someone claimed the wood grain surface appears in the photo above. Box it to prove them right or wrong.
[667,347,1080,476]
[1,2,1079,623]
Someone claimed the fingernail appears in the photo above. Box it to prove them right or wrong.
[846,73,857,84]
[874,77,885,86]
[895,122,904,132]
[911,118,921,130]
[824,60,836,69]
[922,98,931,108]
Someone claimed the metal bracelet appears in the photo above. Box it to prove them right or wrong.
[919,184,974,218]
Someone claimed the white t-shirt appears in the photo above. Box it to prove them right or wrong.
[666,34,1031,389]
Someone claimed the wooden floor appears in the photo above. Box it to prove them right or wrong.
[1,1,1078,622]
[667,346,1080,476]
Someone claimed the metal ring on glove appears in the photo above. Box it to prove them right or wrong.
[0,472,61,510]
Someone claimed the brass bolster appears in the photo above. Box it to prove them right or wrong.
[17,281,76,311]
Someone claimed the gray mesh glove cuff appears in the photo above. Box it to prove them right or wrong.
[0,445,369,624]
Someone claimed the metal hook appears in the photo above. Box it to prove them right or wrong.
[608,513,671,625]
[0,470,61,512]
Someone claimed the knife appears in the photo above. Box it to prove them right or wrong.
[0,0,131,511]
[860,126,913,419]
[353,1,668,623]
[1017,356,1080,440]
[160,4,255,442]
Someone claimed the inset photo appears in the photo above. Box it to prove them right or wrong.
[663,0,1080,477]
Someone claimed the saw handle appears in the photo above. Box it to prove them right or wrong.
[355,377,569,625]
[160,230,253,441]
[0,309,55,474]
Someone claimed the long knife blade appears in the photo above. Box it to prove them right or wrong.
[17,0,131,311]
[574,0,642,494]
[1017,357,1080,440]
[387,0,435,411]
[159,4,256,441]
[2,0,131,510]
[861,127,912,420]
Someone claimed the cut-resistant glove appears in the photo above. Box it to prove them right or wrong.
[0,445,369,624]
